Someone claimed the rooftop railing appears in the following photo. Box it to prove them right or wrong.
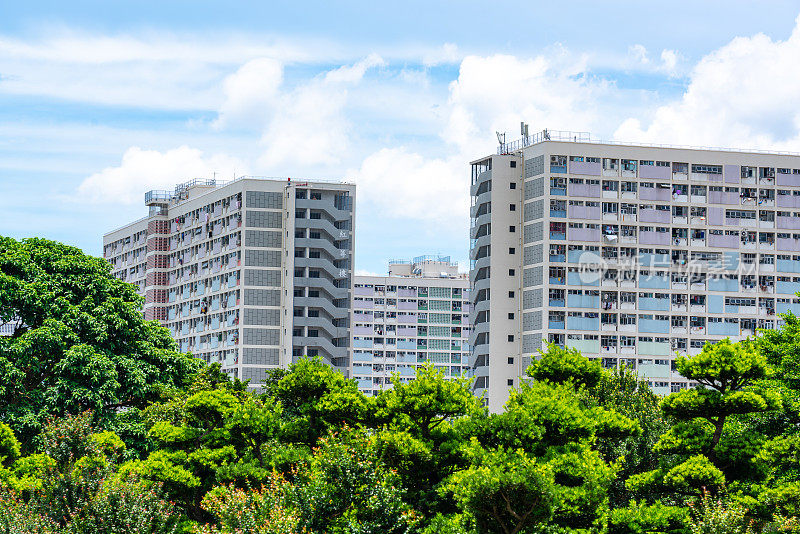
[497,128,800,157]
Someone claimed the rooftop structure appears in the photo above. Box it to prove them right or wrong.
[387,254,464,278]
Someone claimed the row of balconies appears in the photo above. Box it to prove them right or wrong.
[548,230,800,250]
[550,183,793,202]
[352,286,466,298]
[170,275,239,303]
[547,160,800,187]
[169,262,240,287]
[550,210,800,228]
[169,232,241,254]
[551,332,770,357]
[548,320,760,337]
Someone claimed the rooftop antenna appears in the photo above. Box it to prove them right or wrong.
[520,122,529,138]
[496,131,506,145]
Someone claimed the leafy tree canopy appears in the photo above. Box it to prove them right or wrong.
[526,343,603,389]
[0,237,201,443]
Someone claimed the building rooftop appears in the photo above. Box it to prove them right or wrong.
[384,254,466,279]
[144,175,352,207]
[496,128,800,157]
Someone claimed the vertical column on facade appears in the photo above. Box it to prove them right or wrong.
[291,188,353,369]
[144,218,171,322]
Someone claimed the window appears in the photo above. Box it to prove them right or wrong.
[510,182,516,189]
[509,269,516,276]
[507,379,514,386]
[507,335,514,342]
[508,312,515,319]
[509,247,516,254]
[509,225,516,232]
[510,161,517,168]
[692,164,723,174]
[509,204,516,211]
[508,291,515,298]
[508,357,514,364]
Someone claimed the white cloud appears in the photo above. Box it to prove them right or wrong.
[214,57,284,130]
[660,49,680,76]
[628,44,649,65]
[349,147,467,227]
[616,15,800,148]
[626,44,683,77]
[0,30,350,111]
[325,53,384,83]
[77,146,246,204]
[443,53,613,156]
[256,54,385,169]
[350,52,621,228]
[422,43,460,66]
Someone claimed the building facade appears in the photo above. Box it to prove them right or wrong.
[350,255,471,395]
[103,177,355,387]
[471,129,800,412]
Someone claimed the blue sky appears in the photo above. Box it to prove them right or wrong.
[3,1,800,274]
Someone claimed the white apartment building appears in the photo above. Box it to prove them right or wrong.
[471,129,800,412]
[103,177,355,387]
[351,255,471,395]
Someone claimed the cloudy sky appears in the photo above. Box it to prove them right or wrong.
[4,1,800,274]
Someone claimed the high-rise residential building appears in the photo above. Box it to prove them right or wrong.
[350,255,471,395]
[103,177,355,388]
[471,129,800,412]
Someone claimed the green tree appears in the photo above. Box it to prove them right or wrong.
[527,343,602,389]
[445,443,555,534]
[455,377,638,532]
[197,429,416,534]
[664,339,775,454]
[372,364,484,523]
[294,429,416,533]
[196,476,301,534]
[581,365,669,506]
[0,237,201,443]
[0,412,180,532]
[270,358,369,447]
[375,364,484,442]
[607,500,688,534]
[124,388,287,521]
[736,314,800,519]
[628,339,778,502]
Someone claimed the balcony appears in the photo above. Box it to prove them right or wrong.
[567,294,600,307]
[638,341,670,356]
[708,322,740,336]
[639,298,670,311]
[776,281,800,294]
[639,319,669,334]
[565,338,600,353]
